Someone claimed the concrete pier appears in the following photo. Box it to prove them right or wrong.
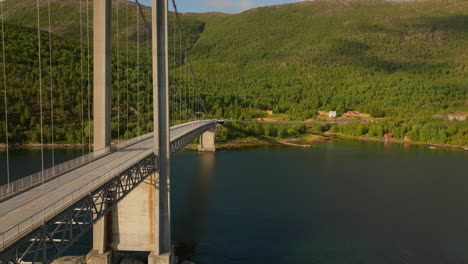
[198,128,216,152]
[109,173,164,264]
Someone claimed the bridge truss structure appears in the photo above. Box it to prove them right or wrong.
[0,155,155,264]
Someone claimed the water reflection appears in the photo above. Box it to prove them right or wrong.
[174,153,216,260]
[171,139,468,264]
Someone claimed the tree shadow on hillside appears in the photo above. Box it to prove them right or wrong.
[321,38,449,74]
[418,15,468,34]
[322,14,468,74]
[359,14,468,39]
[326,39,400,73]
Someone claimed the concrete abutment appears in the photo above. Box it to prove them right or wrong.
[197,128,216,152]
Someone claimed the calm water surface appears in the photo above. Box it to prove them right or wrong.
[1,139,468,263]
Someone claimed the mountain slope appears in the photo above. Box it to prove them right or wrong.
[0,0,221,143]
[0,0,466,145]
[190,0,467,119]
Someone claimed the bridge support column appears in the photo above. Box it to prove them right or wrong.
[108,173,167,264]
[88,199,113,264]
[89,0,113,264]
[93,0,112,152]
[198,128,216,152]
[152,0,171,262]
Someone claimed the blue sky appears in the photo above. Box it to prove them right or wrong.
[139,0,305,14]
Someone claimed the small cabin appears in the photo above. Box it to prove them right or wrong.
[266,109,274,115]
[328,111,337,118]
[404,136,412,141]
[384,133,393,139]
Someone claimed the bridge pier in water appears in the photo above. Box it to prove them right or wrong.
[198,128,216,152]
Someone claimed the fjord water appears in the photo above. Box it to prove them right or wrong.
[0,148,85,184]
[1,139,468,263]
[171,139,468,264]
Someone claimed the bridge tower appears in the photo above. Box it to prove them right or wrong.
[88,1,171,264]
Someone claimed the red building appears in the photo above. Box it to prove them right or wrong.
[384,133,393,139]
[342,111,360,117]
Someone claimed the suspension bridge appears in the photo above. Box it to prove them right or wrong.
[0,0,219,263]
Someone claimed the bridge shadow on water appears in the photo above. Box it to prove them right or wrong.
[173,152,216,263]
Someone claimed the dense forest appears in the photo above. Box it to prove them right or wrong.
[218,119,467,147]
[0,0,209,144]
[0,0,467,146]
[192,0,467,120]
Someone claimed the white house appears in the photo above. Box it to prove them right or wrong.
[329,111,337,118]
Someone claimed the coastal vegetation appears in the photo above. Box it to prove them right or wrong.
[217,119,467,149]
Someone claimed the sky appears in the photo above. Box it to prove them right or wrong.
[139,0,306,14]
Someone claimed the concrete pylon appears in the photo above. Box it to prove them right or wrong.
[88,1,113,264]
[198,128,216,152]
[152,0,172,261]
[93,0,112,152]
[89,0,171,263]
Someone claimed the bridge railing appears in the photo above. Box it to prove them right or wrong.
[0,149,154,251]
[0,146,109,199]
[169,120,217,141]
[0,133,154,199]
[113,133,152,150]
[0,121,220,199]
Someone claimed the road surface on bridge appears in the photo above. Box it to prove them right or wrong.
[0,120,215,249]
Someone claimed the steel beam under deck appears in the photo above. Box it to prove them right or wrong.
[0,155,155,264]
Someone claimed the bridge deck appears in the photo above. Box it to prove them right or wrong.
[0,120,216,250]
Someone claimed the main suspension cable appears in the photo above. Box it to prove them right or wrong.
[116,0,121,146]
[86,0,91,153]
[171,0,209,117]
[178,28,182,122]
[184,49,189,120]
[126,3,129,139]
[135,0,150,32]
[172,12,176,124]
[136,2,140,136]
[146,26,151,133]
[36,0,45,223]
[1,1,9,188]
[47,0,55,169]
[135,0,152,132]
[80,0,84,156]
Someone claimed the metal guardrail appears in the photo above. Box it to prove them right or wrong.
[113,133,153,151]
[0,133,154,199]
[0,149,153,251]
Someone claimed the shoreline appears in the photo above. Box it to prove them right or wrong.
[183,134,328,151]
[0,133,466,151]
[323,132,468,151]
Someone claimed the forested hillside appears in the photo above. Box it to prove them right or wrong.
[0,0,466,145]
[192,0,467,120]
[0,0,213,143]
